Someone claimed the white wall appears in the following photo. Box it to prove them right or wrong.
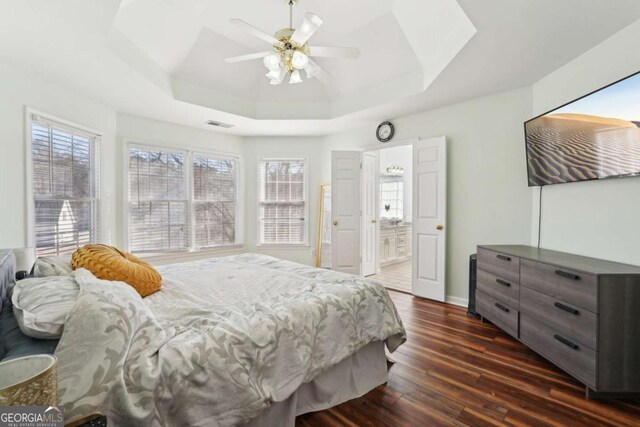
[243,136,326,266]
[379,145,413,223]
[530,19,640,265]
[325,87,534,300]
[0,61,118,249]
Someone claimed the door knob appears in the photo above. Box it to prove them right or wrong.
[436,224,444,231]
[371,219,377,224]
[333,220,338,226]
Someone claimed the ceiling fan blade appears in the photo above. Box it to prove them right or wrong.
[309,46,360,59]
[230,19,280,46]
[306,59,332,85]
[224,52,271,64]
[291,12,323,46]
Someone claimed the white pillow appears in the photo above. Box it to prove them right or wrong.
[12,275,79,339]
[33,255,73,277]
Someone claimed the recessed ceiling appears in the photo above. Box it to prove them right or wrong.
[112,0,474,120]
[0,0,639,136]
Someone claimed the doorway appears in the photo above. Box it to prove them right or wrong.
[330,136,447,302]
[365,145,413,293]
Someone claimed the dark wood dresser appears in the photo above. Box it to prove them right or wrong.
[476,244,640,398]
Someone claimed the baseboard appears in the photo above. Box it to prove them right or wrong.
[445,295,469,308]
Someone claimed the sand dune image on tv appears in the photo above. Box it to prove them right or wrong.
[526,112,640,186]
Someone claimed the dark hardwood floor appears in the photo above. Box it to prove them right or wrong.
[296,290,640,426]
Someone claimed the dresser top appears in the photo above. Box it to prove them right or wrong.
[478,245,640,276]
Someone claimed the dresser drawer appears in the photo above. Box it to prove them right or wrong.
[520,314,596,387]
[520,259,597,312]
[520,286,597,350]
[477,248,520,284]
[476,290,519,338]
[477,268,519,308]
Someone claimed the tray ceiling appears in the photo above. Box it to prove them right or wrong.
[0,0,639,135]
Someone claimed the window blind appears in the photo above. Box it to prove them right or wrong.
[259,160,306,244]
[31,115,101,256]
[128,146,189,252]
[193,154,237,248]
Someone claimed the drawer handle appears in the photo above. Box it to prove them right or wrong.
[496,254,511,262]
[555,270,580,280]
[554,302,579,315]
[495,303,510,313]
[554,334,579,350]
[495,278,511,287]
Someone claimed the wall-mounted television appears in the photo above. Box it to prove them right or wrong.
[525,71,640,187]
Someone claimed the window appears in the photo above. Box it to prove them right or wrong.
[193,154,237,248]
[30,114,101,256]
[259,159,307,245]
[127,144,240,253]
[128,146,189,252]
[380,175,404,220]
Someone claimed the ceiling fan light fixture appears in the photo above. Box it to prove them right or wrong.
[304,61,318,78]
[266,69,285,84]
[291,51,309,70]
[289,69,303,84]
[263,53,281,71]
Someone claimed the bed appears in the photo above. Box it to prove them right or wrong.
[0,251,406,426]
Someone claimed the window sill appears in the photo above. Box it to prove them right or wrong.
[137,244,244,263]
[256,244,310,250]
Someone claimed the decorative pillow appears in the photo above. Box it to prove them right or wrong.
[33,255,73,277]
[12,275,79,339]
[71,245,162,297]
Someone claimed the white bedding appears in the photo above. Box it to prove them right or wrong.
[55,254,406,426]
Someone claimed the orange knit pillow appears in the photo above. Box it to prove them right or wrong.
[71,244,162,297]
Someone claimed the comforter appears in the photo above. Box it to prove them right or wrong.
[55,254,406,426]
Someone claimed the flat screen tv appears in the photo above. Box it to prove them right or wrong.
[525,71,640,187]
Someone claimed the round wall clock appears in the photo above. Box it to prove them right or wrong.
[376,121,395,143]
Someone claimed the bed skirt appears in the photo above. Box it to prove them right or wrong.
[245,340,387,427]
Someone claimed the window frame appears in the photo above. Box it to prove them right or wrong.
[257,157,309,248]
[25,108,103,254]
[123,140,244,255]
[380,175,404,220]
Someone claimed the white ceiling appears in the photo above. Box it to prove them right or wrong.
[0,0,639,136]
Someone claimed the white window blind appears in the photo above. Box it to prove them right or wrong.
[31,114,101,256]
[193,154,238,248]
[259,159,306,245]
[128,146,189,252]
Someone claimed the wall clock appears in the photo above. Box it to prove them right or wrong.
[376,121,395,143]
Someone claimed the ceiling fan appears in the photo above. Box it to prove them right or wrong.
[224,0,360,86]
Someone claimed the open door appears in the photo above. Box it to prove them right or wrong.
[362,151,379,277]
[412,137,447,301]
[331,151,362,275]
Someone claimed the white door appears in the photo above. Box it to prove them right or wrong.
[331,151,362,275]
[412,137,447,301]
[362,151,379,276]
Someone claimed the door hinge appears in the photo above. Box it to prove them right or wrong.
[360,162,362,169]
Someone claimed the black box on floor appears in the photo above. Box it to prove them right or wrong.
[468,254,479,318]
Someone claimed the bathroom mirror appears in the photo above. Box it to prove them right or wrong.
[316,185,331,268]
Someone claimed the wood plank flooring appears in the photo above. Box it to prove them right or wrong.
[368,260,412,293]
[297,291,640,426]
